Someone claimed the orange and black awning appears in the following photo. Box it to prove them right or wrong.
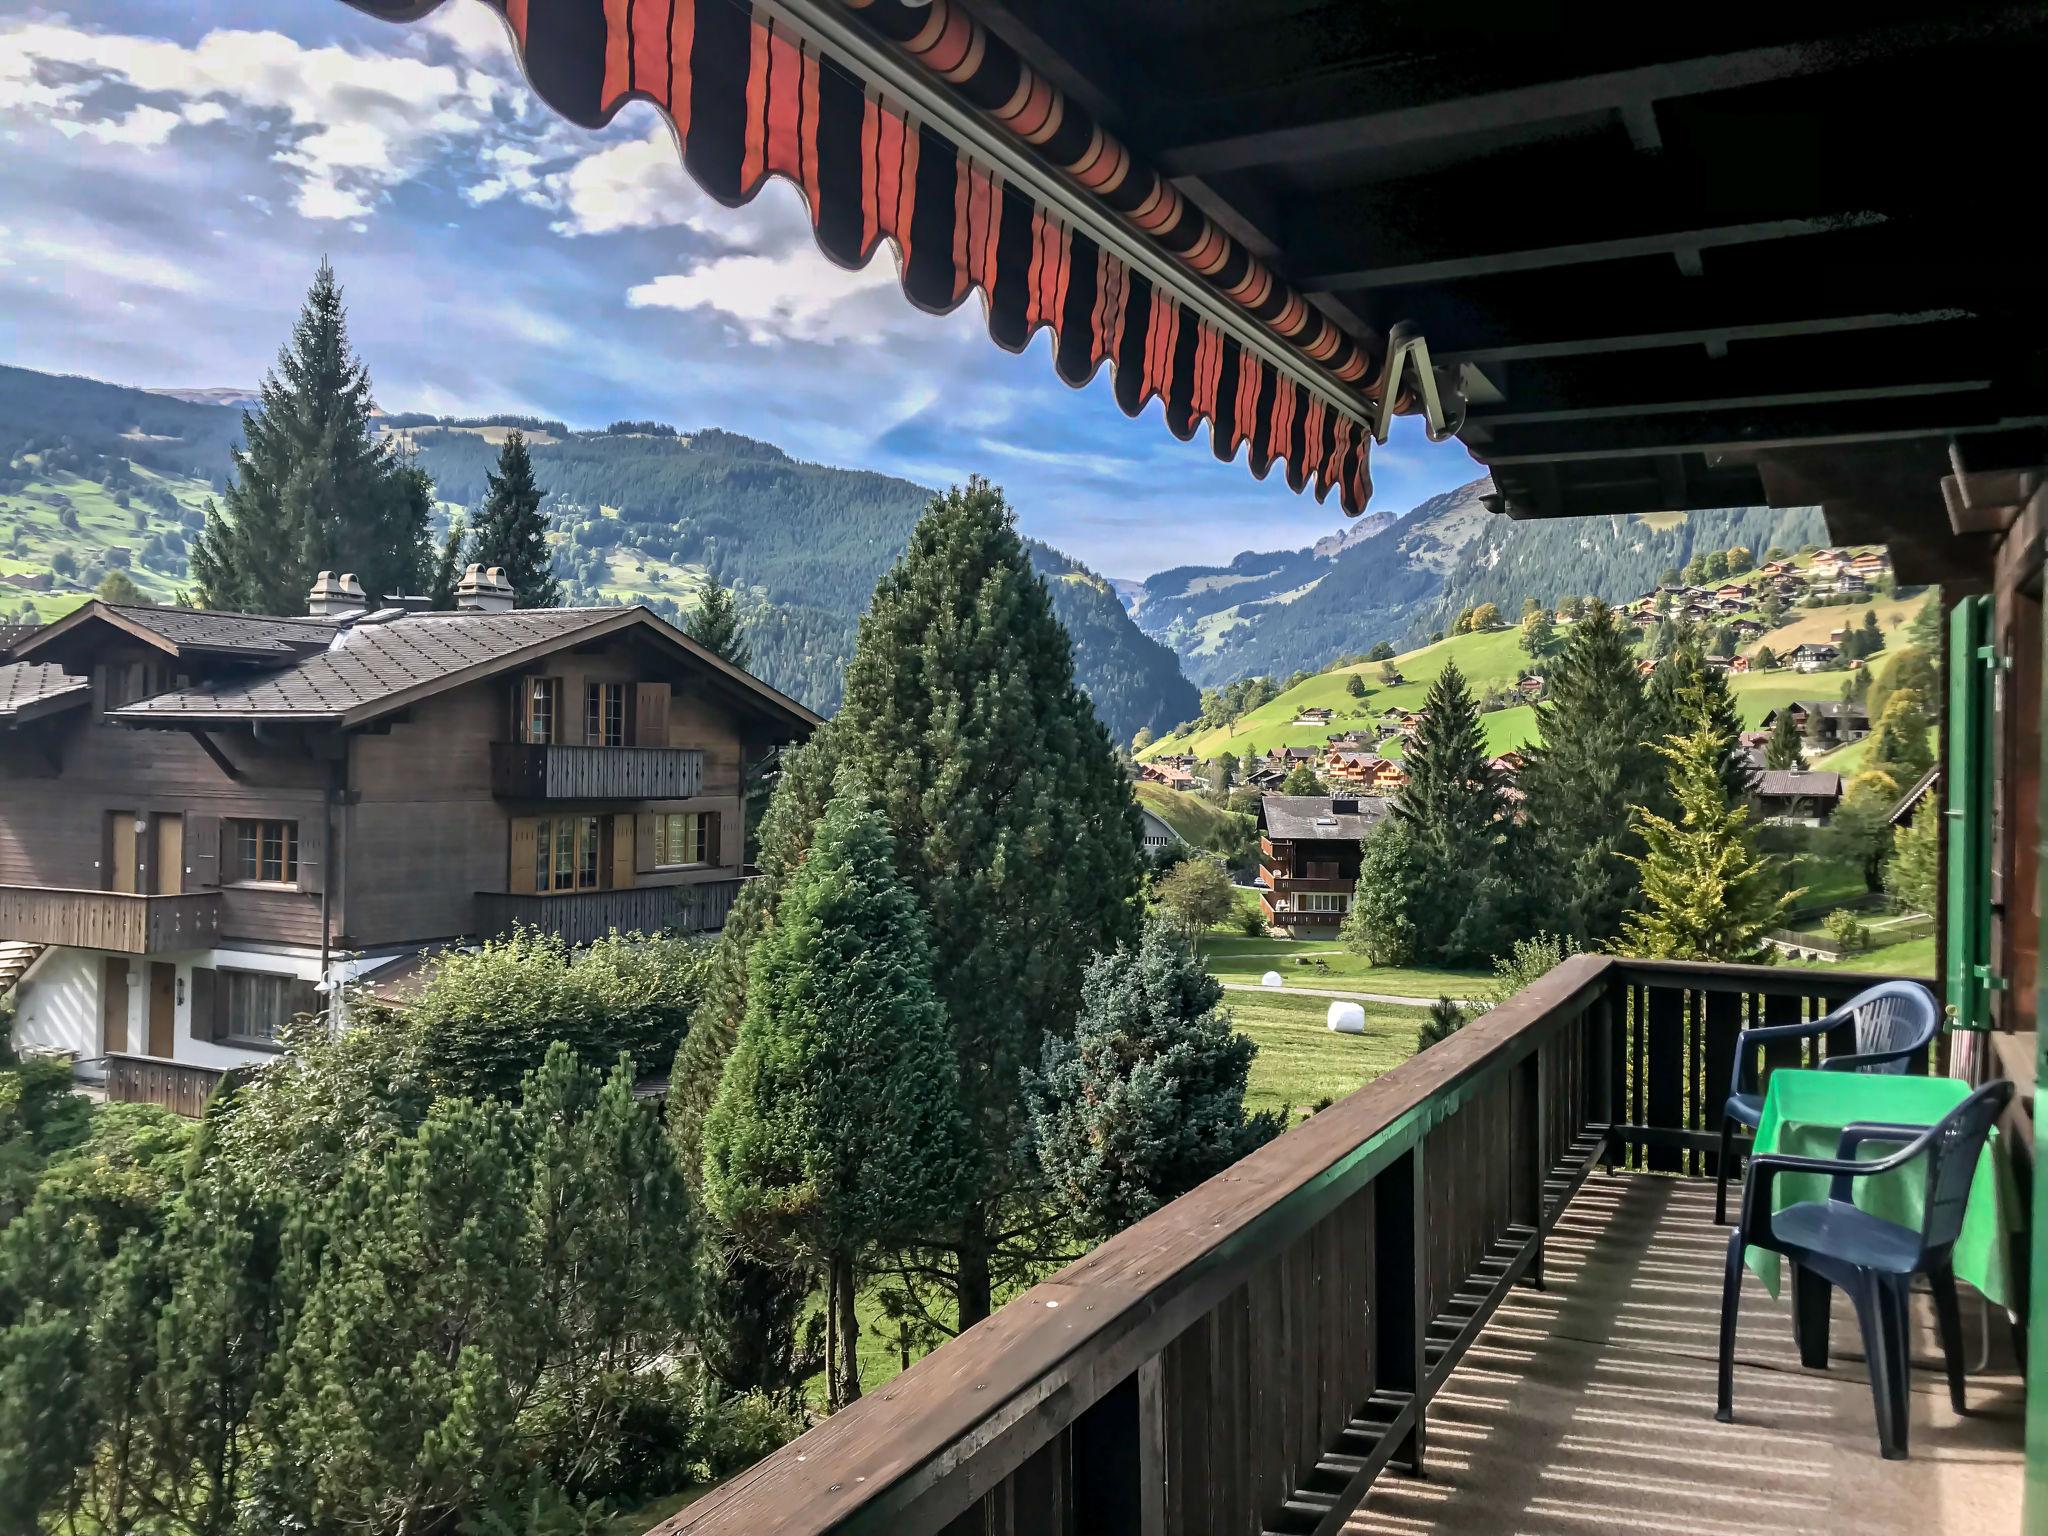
[352,0,1442,514]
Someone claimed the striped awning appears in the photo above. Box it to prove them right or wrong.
[354,0,1429,513]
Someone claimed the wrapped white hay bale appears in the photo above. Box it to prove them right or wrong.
[1326,1001,1366,1035]
[1260,970,1285,989]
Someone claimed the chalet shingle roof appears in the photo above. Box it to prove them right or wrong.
[0,662,90,718]
[0,622,40,657]
[109,606,819,730]
[1259,793,1390,842]
[14,602,343,661]
[1755,770,1843,800]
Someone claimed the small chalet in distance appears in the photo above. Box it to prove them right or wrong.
[1255,793,1388,937]
[0,571,818,1092]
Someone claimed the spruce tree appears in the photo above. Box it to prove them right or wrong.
[1516,600,1664,945]
[191,260,431,611]
[701,789,967,1407]
[1764,708,1806,770]
[466,430,558,607]
[685,579,752,669]
[698,478,1141,1327]
[1389,660,1519,963]
[1646,645,1752,803]
[1028,918,1279,1241]
[1619,685,1796,962]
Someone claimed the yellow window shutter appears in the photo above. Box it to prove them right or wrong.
[508,818,538,894]
[611,814,636,889]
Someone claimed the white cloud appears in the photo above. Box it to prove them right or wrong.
[10,232,201,293]
[0,18,511,220]
[542,123,715,238]
[626,247,901,344]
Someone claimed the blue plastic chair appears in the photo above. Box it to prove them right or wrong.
[1715,1078,2012,1459]
[1716,980,1941,1225]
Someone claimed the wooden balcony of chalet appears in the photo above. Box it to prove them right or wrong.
[0,884,221,954]
[477,877,744,946]
[490,742,707,802]
[658,955,2023,1536]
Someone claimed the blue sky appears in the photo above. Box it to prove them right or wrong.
[0,0,1482,578]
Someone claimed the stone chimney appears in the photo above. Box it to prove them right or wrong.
[307,570,368,619]
[455,564,515,614]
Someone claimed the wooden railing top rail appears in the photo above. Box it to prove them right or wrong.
[660,951,1617,1536]
[1610,957,1936,997]
[0,884,212,901]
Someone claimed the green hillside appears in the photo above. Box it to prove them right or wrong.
[1134,780,1244,846]
[1142,577,1936,765]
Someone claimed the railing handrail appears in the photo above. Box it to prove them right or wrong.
[662,951,1616,1535]
[496,741,701,757]
[0,883,217,903]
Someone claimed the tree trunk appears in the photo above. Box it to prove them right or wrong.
[835,1258,863,1407]
[823,1258,839,1410]
[955,1228,993,1330]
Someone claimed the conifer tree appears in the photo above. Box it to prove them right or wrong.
[701,790,966,1408]
[1516,600,1663,944]
[709,478,1140,1327]
[1764,707,1806,770]
[1619,686,1797,962]
[1028,918,1279,1240]
[685,579,752,669]
[191,261,432,611]
[1388,660,1519,963]
[1646,645,1752,803]
[466,430,558,607]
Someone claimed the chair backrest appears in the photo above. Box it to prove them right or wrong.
[1917,1079,2014,1261]
[1840,980,1940,1072]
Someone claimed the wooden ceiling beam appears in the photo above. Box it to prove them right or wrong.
[1476,403,2048,467]
[1142,5,2041,175]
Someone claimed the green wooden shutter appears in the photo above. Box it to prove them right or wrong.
[1945,595,1996,1031]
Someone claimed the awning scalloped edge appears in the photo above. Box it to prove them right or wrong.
[350,0,1396,513]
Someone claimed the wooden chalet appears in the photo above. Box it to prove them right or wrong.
[338,2,2047,1528]
[1254,793,1386,937]
[1,572,815,1100]
[1753,767,1843,823]
[1762,699,1870,749]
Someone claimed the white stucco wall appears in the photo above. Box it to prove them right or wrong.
[8,944,343,1072]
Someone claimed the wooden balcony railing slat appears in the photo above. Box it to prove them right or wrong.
[0,886,223,954]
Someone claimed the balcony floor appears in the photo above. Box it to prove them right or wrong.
[1352,1173,2023,1536]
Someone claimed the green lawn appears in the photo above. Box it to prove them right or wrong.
[1135,780,1243,847]
[1780,932,1936,978]
[1226,989,1429,1117]
[1198,936,1488,999]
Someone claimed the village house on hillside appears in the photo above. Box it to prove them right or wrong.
[1761,699,1871,749]
[1754,768,1844,824]
[1138,805,1184,853]
[1788,642,1842,672]
[1138,760,1197,790]
[1255,793,1387,937]
[0,573,817,1096]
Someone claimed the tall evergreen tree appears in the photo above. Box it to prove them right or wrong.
[701,790,967,1408]
[1646,645,1752,803]
[191,260,432,611]
[694,479,1141,1327]
[1516,600,1663,944]
[1387,660,1519,963]
[1028,918,1279,1241]
[466,430,558,607]
[1619,685,1796,962]
[685,579,752,669]
[1764,707,1806,770]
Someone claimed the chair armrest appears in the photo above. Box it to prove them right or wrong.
[1731,1019,1830,1098]
[1829,1122,1925,1201]
[1820,1045,1925,1073]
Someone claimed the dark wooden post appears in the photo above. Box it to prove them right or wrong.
[1521,1043,1548,1291]
[1373,1145,1426,1476]
[1598,982,1620,1174]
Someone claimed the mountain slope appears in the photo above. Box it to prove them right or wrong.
[1136,478,1829,686]
[0,363,1195,742]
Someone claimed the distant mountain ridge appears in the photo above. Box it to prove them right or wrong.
[0,363,1197,742]
[1133,478,1828,687]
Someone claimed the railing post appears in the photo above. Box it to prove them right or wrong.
[1373,1144,1426,1476]
[1521,1044,1547,1291]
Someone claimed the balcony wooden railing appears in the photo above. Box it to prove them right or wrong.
[659,955,1922,1536]
[478,879,745,947]
[490,742,706,801]
[103,1053,229,1118]
[0,885,222,954]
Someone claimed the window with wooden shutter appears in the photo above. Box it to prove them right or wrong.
[522,677,560,744]
[587,682,626,747]
[610,814,635,890]
[184,814,220,889]
[632,682,669,747]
